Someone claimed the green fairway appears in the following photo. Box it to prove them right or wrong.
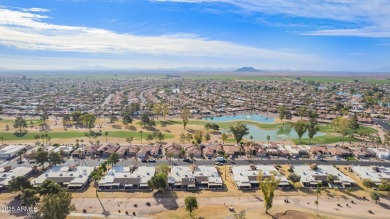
[292,135,361,145]
[0,131,174,141]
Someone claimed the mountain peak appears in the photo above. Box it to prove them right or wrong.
[234,67,262,72]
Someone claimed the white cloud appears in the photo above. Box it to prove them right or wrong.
[22,8,50,12]
[0,7,320,62]
[154,0,390,37]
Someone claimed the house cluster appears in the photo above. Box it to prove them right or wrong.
[0,166,33,191]
[231,165,290,190]
[168,166,223,190]
[309,145,390,160]
[32,165,94,191]
[1,77,389,120]
[293,165,356,188]
[352,166,390,185]
[0,145,29,159]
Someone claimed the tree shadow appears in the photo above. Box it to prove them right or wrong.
[153,190,179,210]
[144,126,157,132]
[96,195,110,216]
[378,202,390,210]
[111,124,122,129]
[7,197,29,217]
[13,131,28,137]
[127,126,137,131]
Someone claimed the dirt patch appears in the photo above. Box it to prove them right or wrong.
[273,210,313,219]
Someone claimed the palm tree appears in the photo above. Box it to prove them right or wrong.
[314,187,322,215]
[267,135,270,147]
[17,149,25,163]
[104,131,108,143]
[0,137,3,146]
[139,131,143,144]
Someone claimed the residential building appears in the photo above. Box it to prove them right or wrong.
[231,165,290,190]
[33,165,94,190]
[168,166,223,190]
[0,166,33,191]
[98,166,155,191]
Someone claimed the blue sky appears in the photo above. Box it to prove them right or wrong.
[0,0,389,71]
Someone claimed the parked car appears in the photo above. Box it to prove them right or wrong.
[215,162,223,166]
[183,158,191,162]
[148,159,156,163]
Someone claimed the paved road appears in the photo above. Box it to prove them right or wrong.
[4,157,390,168]
[101,94,114,108]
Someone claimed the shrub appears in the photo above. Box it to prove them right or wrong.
[83,209,87,213]
[368,210,373,214]
[309,163,318,170]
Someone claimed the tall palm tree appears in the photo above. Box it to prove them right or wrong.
[104,131,108,143]
[0,137,3,146]
[267,135,271,147]
[139,131,143,144]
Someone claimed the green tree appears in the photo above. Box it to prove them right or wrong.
[327,174,335,186]
[349,113,359,130]
[307,118,319,143]
[108,152,120,166]
[184,196,198,216]
[298,106,307,119]
[229,123,249,144]
[278,105,287,125]
[287,173,301,186]
[179,147,186,158]
[0,136,3,146]
[146,133,153,142]
[161,103,169,120]
[38,191,76,219]
[181,107,191,130]
[153,103,162,119]
[179,133,186,143]
[210,123,220,133]
[156,164,170,175]
[48,152,62,166]
[204,123,212,132]
[221,133,228,144]
[109,114,118,124]
[258,172,280,214]
[122,114,133,127]
[293,120,307,144]
[331,116,350,144]
[193,130,203,144]
[40,108,49,124]
[126,136,133,146]
[147,173,167,191]
[204,132,211,142]
[362,179,375,190]
[140,112,155,127]
[8,176,32,192]
[34,148,49,169]
[371,192,380,204]
[13,116,27,133]
[21,188,40,208]
[37,179,62,196]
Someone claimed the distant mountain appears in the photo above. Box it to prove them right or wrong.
[74,65,114,70]
[375,66,390,72]
[234,67,262,72]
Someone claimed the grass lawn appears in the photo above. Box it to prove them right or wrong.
[293,135,361,145]
[0,119,41,124]
[319,123,377,134]
[188,119,283,130]
[0,130,174,141]
[345,156,356,161]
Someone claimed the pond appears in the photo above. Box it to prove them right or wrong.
[203,114,275,123]
[224,124,325,141]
